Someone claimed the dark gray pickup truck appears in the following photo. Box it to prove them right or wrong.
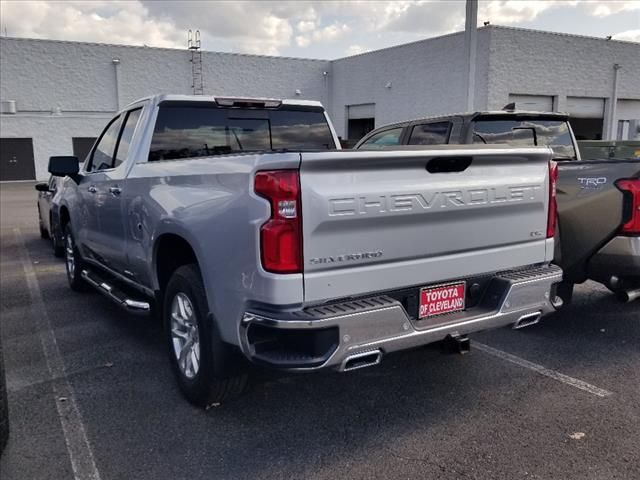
[356,111,640,303]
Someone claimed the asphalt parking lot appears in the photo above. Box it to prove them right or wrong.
[0,182,638,480]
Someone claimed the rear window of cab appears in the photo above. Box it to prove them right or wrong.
[149,104,335,161]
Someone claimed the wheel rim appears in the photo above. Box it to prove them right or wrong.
[65,234,75,278]
[170,292,200,379]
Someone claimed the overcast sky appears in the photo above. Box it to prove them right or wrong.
[0,1,638,58]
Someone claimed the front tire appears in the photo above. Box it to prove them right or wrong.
[63,224,89,292]
[163,264,247,408]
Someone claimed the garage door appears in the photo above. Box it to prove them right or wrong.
[347,104,376,146]
[566,97,604,118]
[508,94,553,112]
[348,103,375,119]
[616,99,640,120]
[72,137,98,163]
[0,138,36,181]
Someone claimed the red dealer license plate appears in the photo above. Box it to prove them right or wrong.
[419,282,466,319]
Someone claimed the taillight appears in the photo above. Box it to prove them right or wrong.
[616,178,640,235]
[547,160,558,238]
[254,170,302,273]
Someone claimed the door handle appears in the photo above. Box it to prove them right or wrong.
[88,185,97,193]
[109,186,122,196]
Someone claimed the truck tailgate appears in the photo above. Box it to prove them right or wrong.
[300,147,554,304]
[556,159,640,282]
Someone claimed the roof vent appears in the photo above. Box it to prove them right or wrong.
[0,100,17,114]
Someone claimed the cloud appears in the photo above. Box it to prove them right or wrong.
[142,1,349,54]
[613,29,640,42]
[1,0,639,57]
[382,1,465,35]
[589,1,640,17]
[297,20,317,33]
[346,44,369,56]
[140,0,297,55]
[294,21,350,47]
[295,35,311,48]
[0,1,183,47]
[478,1,575,24]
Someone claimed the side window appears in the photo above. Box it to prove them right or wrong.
[358,127,404,150]
[408,122,451,145]
[48,176,57,191]
[87,116,122,173]
[113,108,142,168]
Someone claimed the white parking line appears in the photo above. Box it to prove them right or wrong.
[474,341,613,398]
[14,228,102,480]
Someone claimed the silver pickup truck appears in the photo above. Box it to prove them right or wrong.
[49,95,562,407]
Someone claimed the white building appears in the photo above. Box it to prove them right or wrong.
[1,25,639,180]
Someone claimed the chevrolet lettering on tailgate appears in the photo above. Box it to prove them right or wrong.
[328,185,542,216]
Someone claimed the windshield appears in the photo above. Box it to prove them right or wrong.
[472,118,577,159]
[149,104,335,161]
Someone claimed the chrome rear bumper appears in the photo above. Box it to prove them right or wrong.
[240,264,563,371]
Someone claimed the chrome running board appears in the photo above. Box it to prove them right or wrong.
[81,269,151,315]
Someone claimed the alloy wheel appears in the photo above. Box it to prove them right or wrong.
[65,234,75,278]
[170,292,201,379]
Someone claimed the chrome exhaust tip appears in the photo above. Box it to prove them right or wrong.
[618,287,640,303]
[513,311,542,330]
[341,350,383,372]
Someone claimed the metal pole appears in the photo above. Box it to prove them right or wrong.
[112,58,121,111]
[464,0,478,111]
[607,63,621,140]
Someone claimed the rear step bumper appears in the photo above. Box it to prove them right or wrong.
[240,264,563,371]
[81,269,151,315]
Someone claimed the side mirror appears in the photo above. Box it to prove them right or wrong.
[35,182,49,192]
[48,156,79,177]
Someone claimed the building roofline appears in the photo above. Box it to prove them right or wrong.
[334,28,472,61]
[487,24,640,45]
[0,24,636,65]
[0,35,330,62]
[336,24,638,62]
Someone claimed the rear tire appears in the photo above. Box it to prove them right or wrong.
[51,215,64,257]
[38,207,49,239]
[163,264,248,408]
[63,224,90,292]
[52,234,65,258]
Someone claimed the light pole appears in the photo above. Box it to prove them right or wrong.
[463,0,478,111]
